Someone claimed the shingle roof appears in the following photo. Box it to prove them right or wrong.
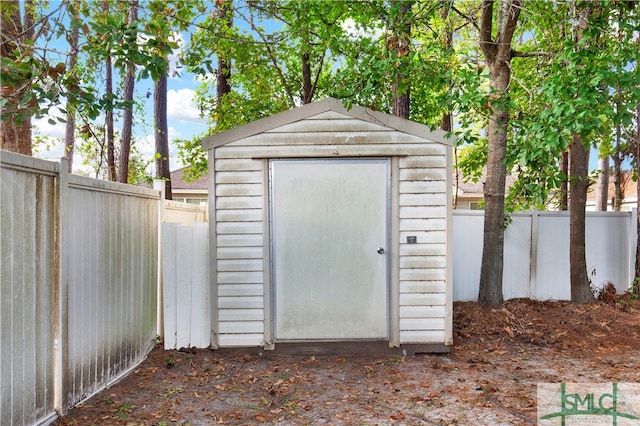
[170,168,208,190]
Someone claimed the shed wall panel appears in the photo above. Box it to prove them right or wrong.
[219,309,264,322]
[231,132,428,146]
[400,281,447,293]
[218,334,264,347]
[216,171,262,184]
[400,330,445,343]
[215,144,443,159]
[265,118,389,133]
[399,306,446,318]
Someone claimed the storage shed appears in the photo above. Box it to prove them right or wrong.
[202,98,454,354]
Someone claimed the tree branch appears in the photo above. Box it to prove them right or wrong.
[496,0,522,60]
[511,49,553,58]
[479,0,494,59]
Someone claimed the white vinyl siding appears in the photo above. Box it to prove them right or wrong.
[214,160,265,346]
[397,154,450,344]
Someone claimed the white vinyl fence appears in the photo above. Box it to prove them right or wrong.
[162,223,210,350]
[453,210,636,301]
[1,151,159,425]
[161,209,637,350]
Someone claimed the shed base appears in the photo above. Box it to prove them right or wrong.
[215,341,451,356]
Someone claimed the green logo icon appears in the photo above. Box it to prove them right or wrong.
[538,383,640,425]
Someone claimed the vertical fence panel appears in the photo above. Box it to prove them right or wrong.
[1,152,159,423]
[452,212,484,301]
[585,213,632,292]
[454,210,634,301]
[64,176,158,408]
[0,153,57,426]
[163,223,178,349]
[502,214,533,300]
[162,222,210,349]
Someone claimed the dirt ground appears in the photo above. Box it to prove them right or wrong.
[54,296,640,425]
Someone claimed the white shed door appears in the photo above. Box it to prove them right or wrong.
[270,159,389,340]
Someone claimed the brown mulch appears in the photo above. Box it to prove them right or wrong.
[454,296,640,354]
[54,297,640,425]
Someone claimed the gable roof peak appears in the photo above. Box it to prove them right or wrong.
[202,97,453,150]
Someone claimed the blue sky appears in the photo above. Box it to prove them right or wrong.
[33,58,209,174]
[32,4,210,175]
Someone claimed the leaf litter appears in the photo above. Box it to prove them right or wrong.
[54,298,639,425]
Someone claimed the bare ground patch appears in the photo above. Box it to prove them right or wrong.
[54,298,640,425]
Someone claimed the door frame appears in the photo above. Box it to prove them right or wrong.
[266,157,393,343]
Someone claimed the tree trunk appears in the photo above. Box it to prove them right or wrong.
[154,73,172,200]
[612,89,624,211]
[478,63,509,308]
[105,54,116,180]
[635,100,640,291]
[216,0,233,109]
[594,157,609,211]
[612,156,623,211]
[0,0,33,156]
[117,0,138,183]
[301,51,313,104]
[103,0,116,181]
[476,0,521,308]
[568,4,596,304]
[569,134,595,303]
[441,2,455,208]
[390,0,412,119]
[559,151,569,210]
[64,6,80,172]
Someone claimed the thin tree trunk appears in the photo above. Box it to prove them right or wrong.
[569,4,595,304]
[391,0,412,119]
[216,0,233,109]
[612,157,623,211]
[0,0,33,155]
[559,151,569,210]
[103,0,116,181]
[154,73,172,199]
[441,1,455,207]
[569,134,594,302]
[635,100,640,290]
[117,0,138,183]
[105,54,115,180]
[301,51,313,104]
[594,157,609,211]
[64,5,80,172]
[611,89,624,211]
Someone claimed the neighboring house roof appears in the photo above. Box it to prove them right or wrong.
[453,168,516,197]
[587,170,637,203]
[170,168,207,191]
[202,97,454,149]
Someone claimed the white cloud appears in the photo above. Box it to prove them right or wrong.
[168,32,184,78]
[33,107,66,139]
[142,126,185,171]
[167,88,206,123]
[342,18,384,40]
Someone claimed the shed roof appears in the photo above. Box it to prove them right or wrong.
[202,97,453,150]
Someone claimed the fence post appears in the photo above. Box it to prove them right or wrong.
[631,208,638,289]
[54,158,70,414]
[154,180,165,337]
[528,211,539,299]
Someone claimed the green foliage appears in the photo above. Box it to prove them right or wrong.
[4,0,640,201]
